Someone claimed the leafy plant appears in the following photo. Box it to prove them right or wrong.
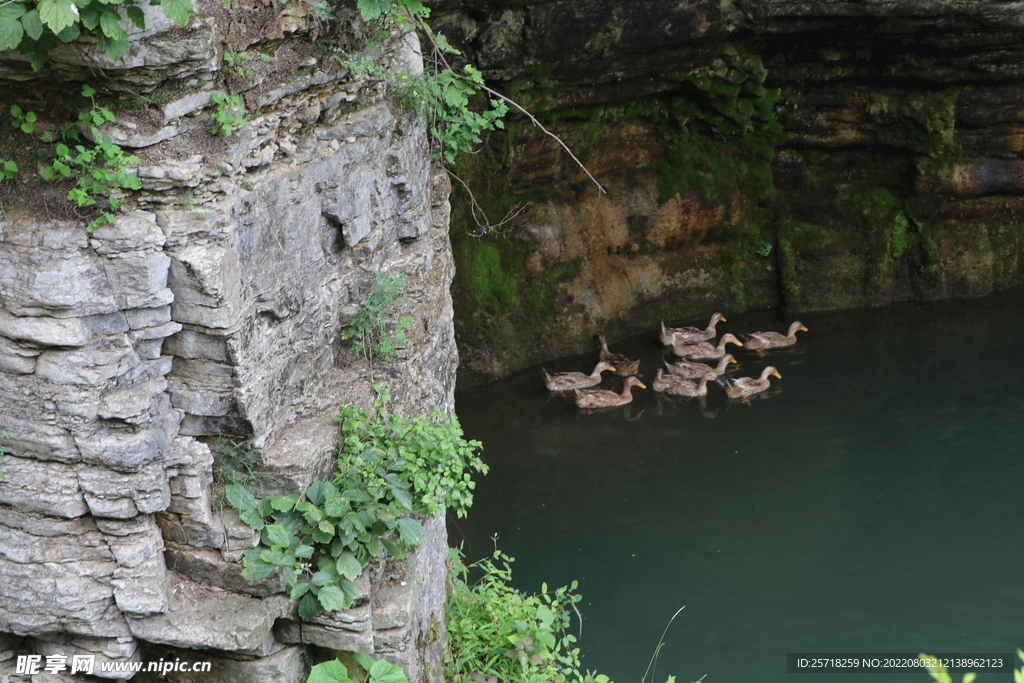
[0,0,192,70]
[210,92,248,136]
[232,386,486,619]
[0,159,16,182]
[224,50,256,78]
[9,105,36,133]
[446,546,605,683]
[307,652,409,683]
[40,85,141,232]
[343,272,413,365]
[212,438,282,509]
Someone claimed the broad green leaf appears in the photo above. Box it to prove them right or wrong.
[396,518,424,546]
[225,483,258,511]
[158,0,191,27]
[0,14,24,50]
[38,0,77,34]
[356,0,382,22]
[310,569,334,587]
[240,559,276,581]
[259,549,286,565]
[324,495,350,518]
[270,494,298,512]
[125,5,144,28]
[386,483,413,512]
[318,518,335,536]
[298,591,320,620]
[306,480,336,505]
[368,658,408,683]
[289,581,310,600]
[263,523,294,549]
[307,660,353,683]
[20,10,42,40]
[352,653,374,671]
[0,3,26,20]
[96,28,129,59]
[238,509,265,530]
[317,584,352,612]
[98,9,125,40]
[335,551,362,580]
[294,544,314,559]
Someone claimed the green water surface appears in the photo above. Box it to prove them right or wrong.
[453,288,1024,683]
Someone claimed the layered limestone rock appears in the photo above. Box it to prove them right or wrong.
[429,0,1024,383]
[0,5,453,682]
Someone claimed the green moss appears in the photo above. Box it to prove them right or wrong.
[867,87,960,157]
[459,238,519,314]
[802,149,827,165]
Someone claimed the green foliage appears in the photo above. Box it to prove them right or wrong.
[307,653,410,683]
[343,272,413,363]
[0,0,192,70]
[0,159,16,182]
[209,93,248,136]
[656,47,783,202]
[39,84,141,232]
[212,438,281,508]
[224,51,256,78]
[233,387,486,619]
[9,105,36,133]
[346,0,508,164]
[446,546,608,683]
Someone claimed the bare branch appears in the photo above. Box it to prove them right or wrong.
[446,168,529,236]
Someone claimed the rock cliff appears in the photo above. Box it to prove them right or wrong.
[430,0,1024,384]
[0,5,452,682]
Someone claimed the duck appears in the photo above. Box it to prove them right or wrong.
[723,366,781,398]
[652,370,717,397]
[664,354,737,379]
[597,335,641,377]
[543,361,616,392]
[659,312,727,346]
[573,376,646,409]
[672,333,742,360]
[741,322,808,351]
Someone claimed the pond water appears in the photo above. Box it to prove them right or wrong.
[453,287,1024,683]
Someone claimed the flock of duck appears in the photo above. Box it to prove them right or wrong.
[542,313,809,410]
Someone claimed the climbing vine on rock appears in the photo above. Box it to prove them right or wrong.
[0,0,192,69]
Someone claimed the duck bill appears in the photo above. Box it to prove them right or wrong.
[636,381,647,389]
[772,371,782,379]
[800,325,809,331]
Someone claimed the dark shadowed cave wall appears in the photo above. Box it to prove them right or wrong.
[429,0,1024,385]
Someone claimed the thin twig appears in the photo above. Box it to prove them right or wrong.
[407,11,607,195]
[446,167,529,236]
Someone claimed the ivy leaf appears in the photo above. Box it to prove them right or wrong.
[38,0,78,34]
[335,551,362,581]
[125,5,144,28]
[317,584,353,612]
[225,483,258,511]
[324,494,350,518]
[0,12,25,51]
[368,659,407,683]
[55,21,78,41]
[307,660,354,683]
[294,544,315,559]
[239,509,265,530]
[20,10,42,40]
[270,494,298,512]
[396,518,424,547]
[289,581,311,601]
[306,481,336,505]
[310,569,334,587]
[355,0,383,22]
[263,523,295,549]
[98,9,125,40]
[158,0,191,27]
[298,591,321,620]
[352,653,374,671]
[96,28,129,59]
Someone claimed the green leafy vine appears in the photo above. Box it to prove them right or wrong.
[0,0,193,69]
[231,386,486,620]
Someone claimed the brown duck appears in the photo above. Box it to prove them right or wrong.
[543,361,616,392]
[598,335,641,377]
[664,354,737,379]
[574,376,646,409]
[659,312,727,346]
[741,322,808,351]
[673,333,742,360]
[652,370,717,397]
[724,366,781,398]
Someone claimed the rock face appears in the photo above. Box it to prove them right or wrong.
[0,7,453,682]
[429,0,1024,384]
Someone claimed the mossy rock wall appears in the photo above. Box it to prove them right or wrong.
[433,1,1024,384]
